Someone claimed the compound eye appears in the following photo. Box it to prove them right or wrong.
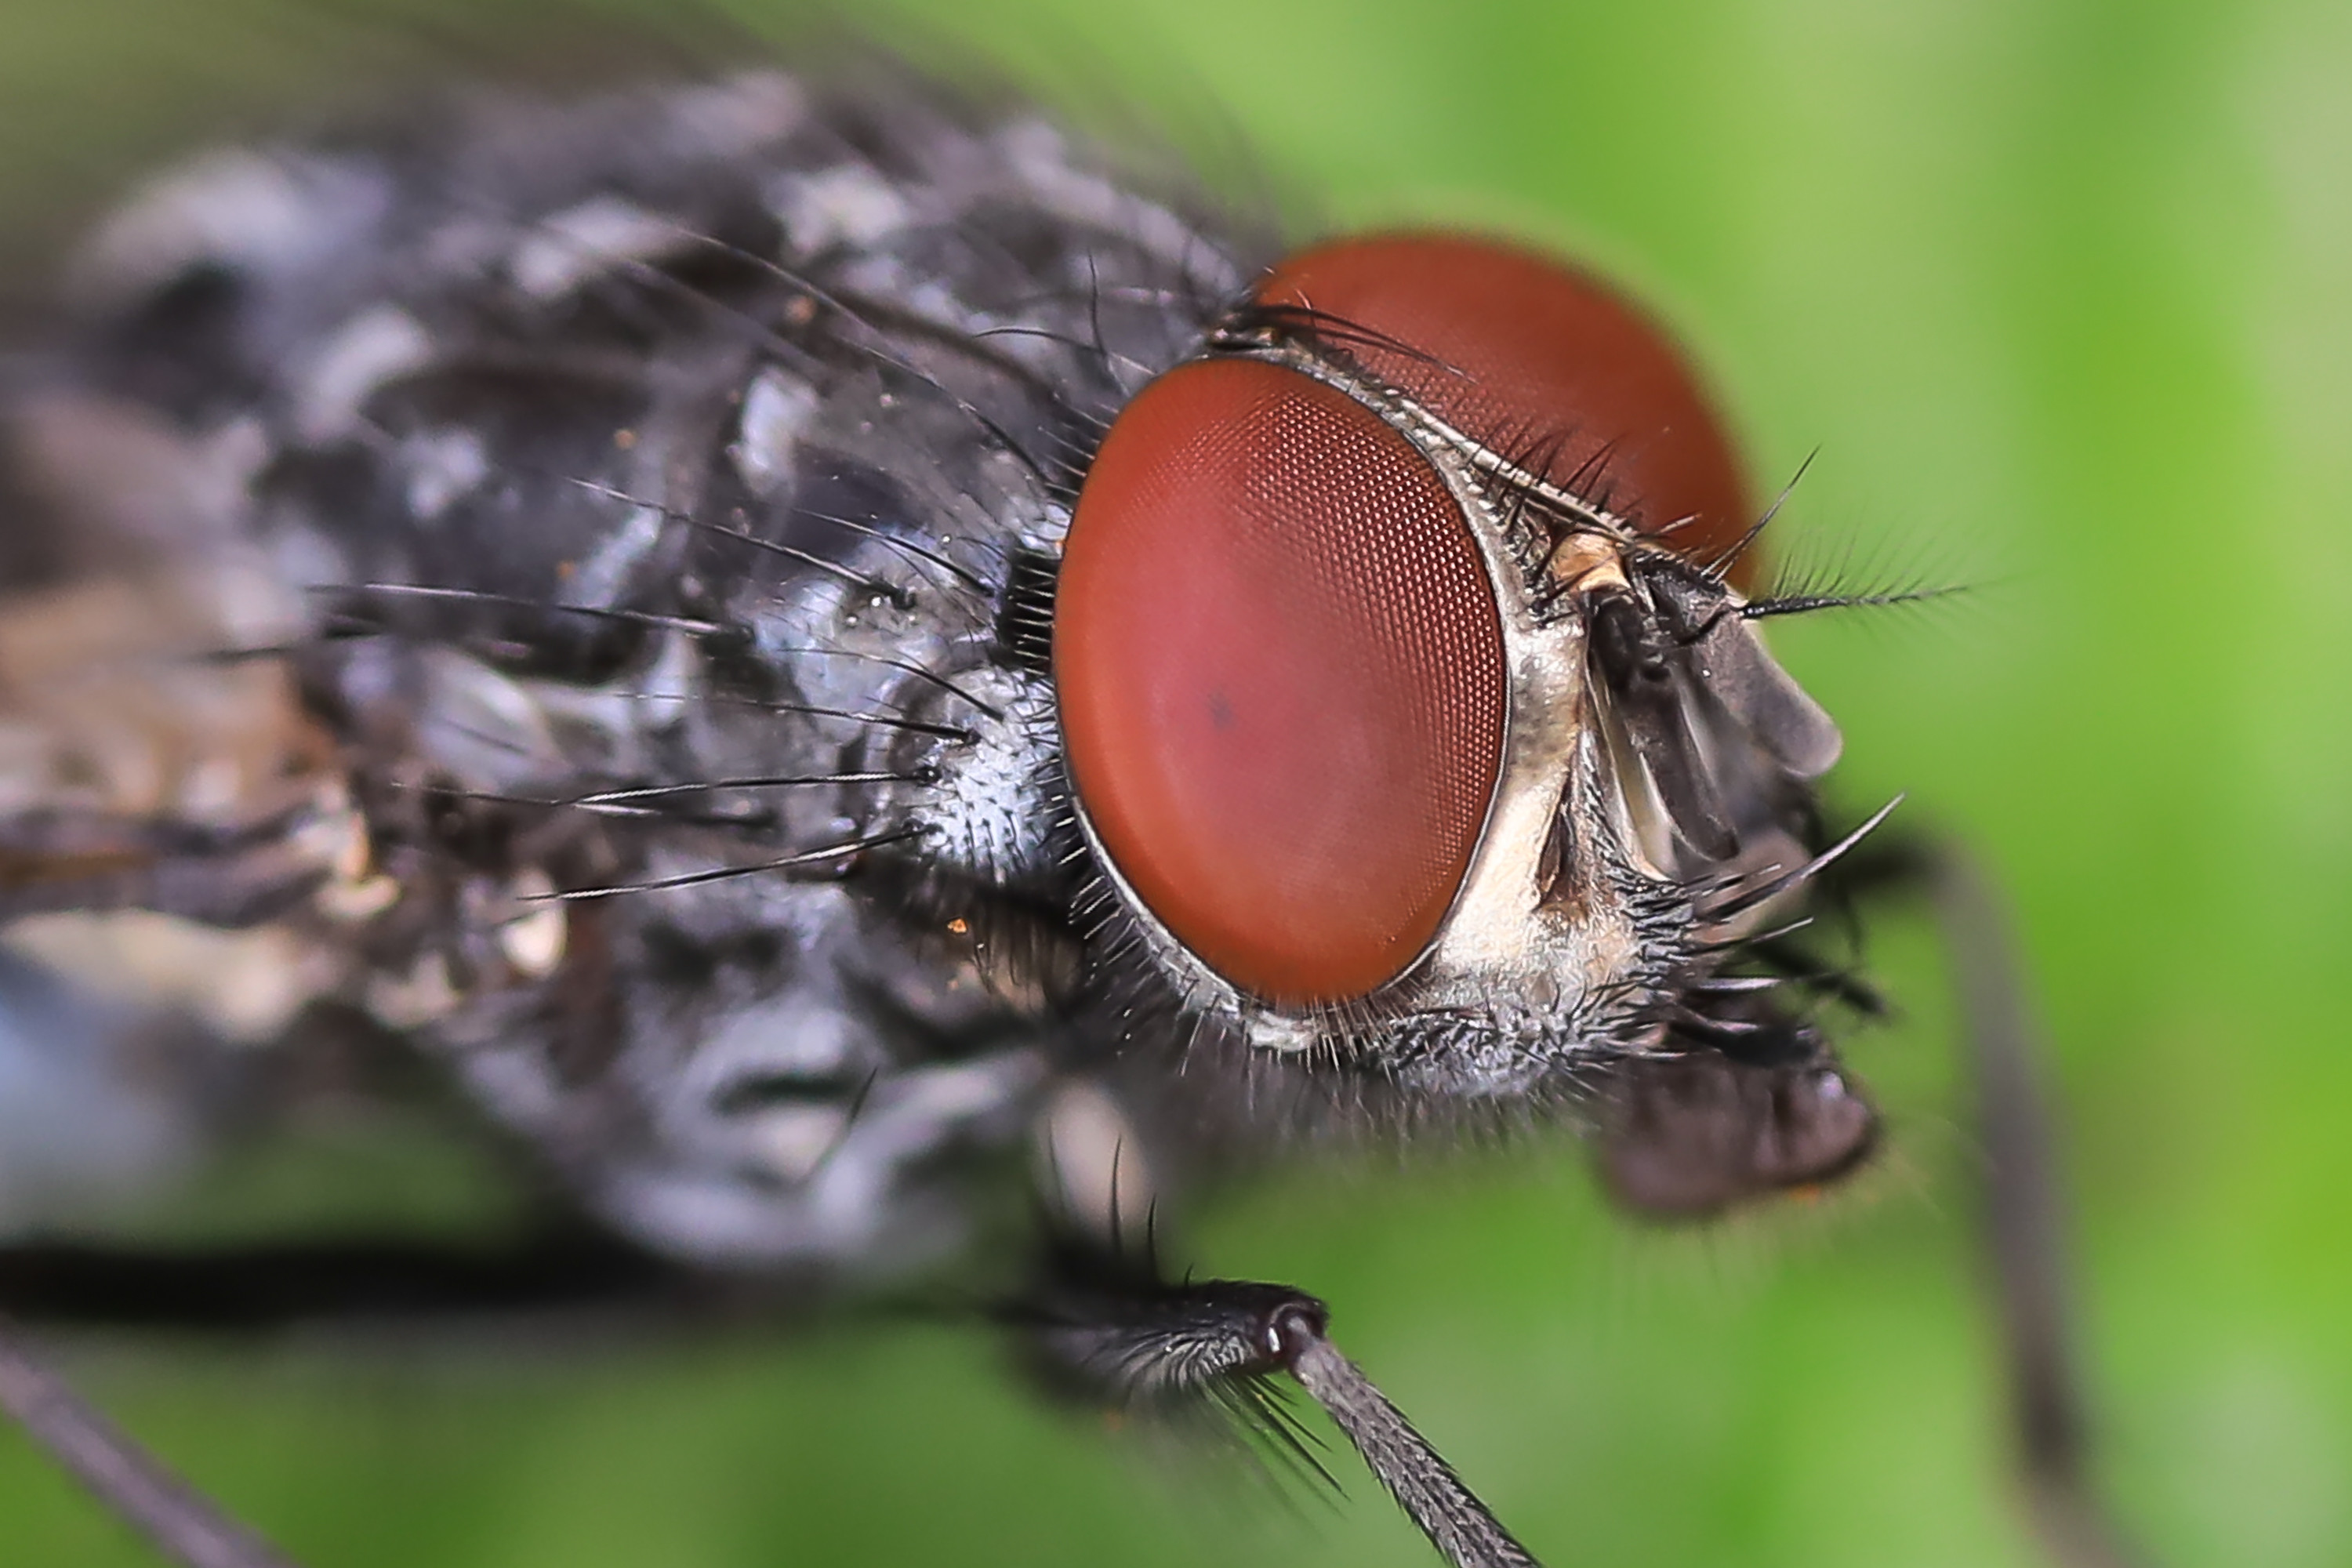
[1056,358,1507,1007]
[1256,233,1755,575]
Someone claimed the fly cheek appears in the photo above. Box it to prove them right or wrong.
[1055,358,1508,1009]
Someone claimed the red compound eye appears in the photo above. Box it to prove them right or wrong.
[1056,358,1507,1007]
[1256,233,1755,575]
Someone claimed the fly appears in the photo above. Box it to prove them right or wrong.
[0,36,2141,1568]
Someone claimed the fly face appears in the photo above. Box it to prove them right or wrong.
[1057,233,1867,1128]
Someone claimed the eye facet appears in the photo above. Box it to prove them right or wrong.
[1255,233,1755,572]
[1055,358,1508,1007]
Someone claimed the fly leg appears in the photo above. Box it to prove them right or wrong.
[1928,848,2147,1568]
[0,1227,684,1330]
[0,1312,304,1568]
[1015,1075,1541,1568]
[0,1224,703,1568]
[1584,827,2147,1568]
[1008,1233,1542,1568]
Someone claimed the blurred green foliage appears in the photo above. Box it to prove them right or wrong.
[2,1,2347,1565]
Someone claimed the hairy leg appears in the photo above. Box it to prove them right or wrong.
[1931,848,2144,1568]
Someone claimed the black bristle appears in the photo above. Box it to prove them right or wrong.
[995,544,1062,677]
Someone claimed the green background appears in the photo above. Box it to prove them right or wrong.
[2,0,2348,1564]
